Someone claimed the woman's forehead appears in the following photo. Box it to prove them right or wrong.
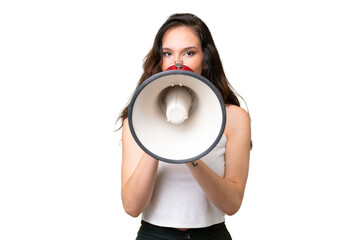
[162,26,201,49]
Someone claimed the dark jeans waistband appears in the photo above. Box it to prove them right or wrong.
[141,220,226,233]
[137,221,232,240]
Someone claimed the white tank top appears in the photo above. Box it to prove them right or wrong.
[142,134,227,228]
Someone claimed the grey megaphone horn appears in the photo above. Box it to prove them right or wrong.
[128,63,226,163]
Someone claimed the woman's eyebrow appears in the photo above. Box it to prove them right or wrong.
[161,46,199,51]
[183,46,198,51]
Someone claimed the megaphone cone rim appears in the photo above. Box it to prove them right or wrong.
[128,70,226,164]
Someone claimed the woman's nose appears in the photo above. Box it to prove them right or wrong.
[173,53,182,61]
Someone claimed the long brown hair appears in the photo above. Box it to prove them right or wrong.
[117,13,242,127]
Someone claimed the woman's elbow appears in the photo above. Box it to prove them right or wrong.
[123,202,142,218]
[122,196,143,217]
[223,198,243,216]
[124,207,142,218]
[224,205,240,216]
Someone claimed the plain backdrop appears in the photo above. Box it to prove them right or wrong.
[1,0,359,239]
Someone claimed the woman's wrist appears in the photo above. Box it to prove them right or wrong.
[186,159,200,168]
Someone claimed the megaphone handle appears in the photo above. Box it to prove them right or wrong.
[175,60,183,69]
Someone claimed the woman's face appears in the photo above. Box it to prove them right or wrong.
[161,26,205,75]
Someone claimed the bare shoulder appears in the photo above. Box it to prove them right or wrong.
[122,117,129,129]
[121,118,131,141]
[225,105,251,134]
[122,117,141,152]
[226,104,250,119]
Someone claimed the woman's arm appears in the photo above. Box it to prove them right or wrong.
[186,105,251,215]
[121,118,159,217]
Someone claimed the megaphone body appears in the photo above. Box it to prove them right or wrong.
[128,69,226,163]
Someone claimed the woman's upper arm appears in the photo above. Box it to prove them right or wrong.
[224,105,251,191]
[121,118,145,185]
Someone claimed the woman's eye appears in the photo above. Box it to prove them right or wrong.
[162,52,172,57]
[185,51,195,56]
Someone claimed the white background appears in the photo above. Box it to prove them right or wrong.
[1,0,359,239]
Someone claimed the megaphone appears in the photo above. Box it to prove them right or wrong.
[128,64,226,163]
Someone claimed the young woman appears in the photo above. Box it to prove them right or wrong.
[119,13,251,240]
